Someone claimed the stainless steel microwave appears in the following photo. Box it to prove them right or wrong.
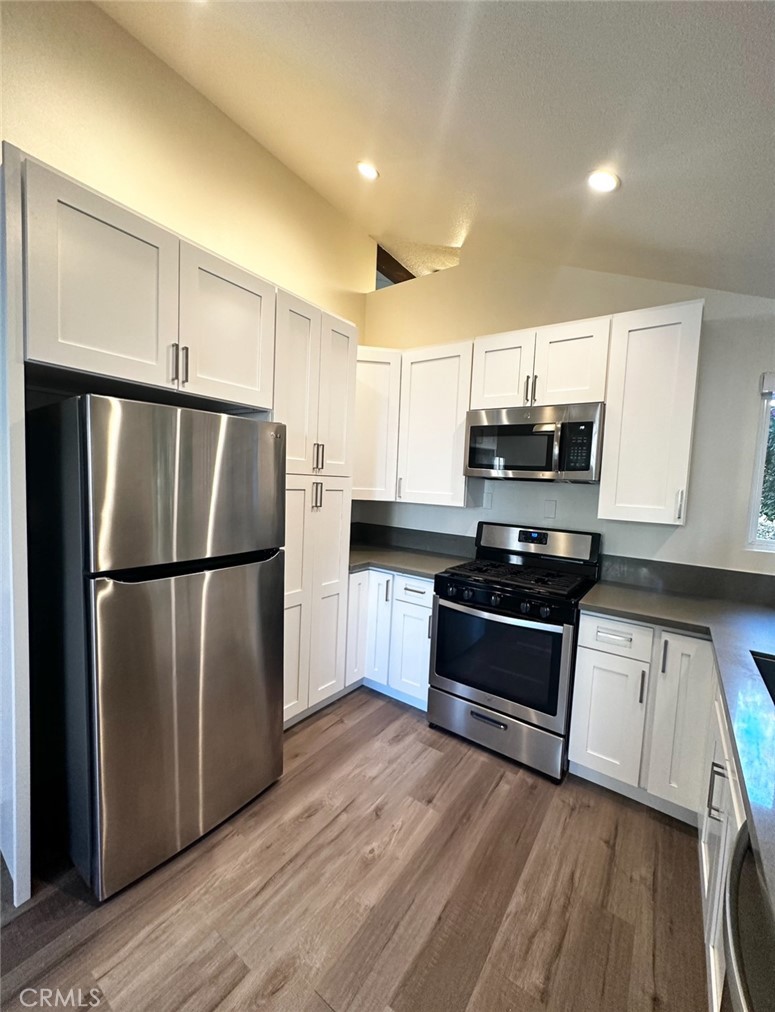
[464,402,604,482]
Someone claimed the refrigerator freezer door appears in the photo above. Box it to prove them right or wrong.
[90,552,283,899]
[84,395,285,572]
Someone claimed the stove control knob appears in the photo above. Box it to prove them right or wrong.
[539,605,551,619]
[490,593,502,608]
[462,588,474,601]
[519,601,531,615]
[447,583,457,598]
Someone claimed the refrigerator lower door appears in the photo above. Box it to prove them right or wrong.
[90,551,283,899]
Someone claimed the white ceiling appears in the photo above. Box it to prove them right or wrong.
[97,1,775,296]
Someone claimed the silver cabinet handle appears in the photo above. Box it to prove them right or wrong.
[596,627,632,645]
[638,669,646,704]
[404,585,427,596]
[723,821,753,1012]
[320,443,325,471]
[171,343,180,382]
[312,443,317,471]
[385,579,391,603]
[318,482,324,509]
[524,374,531,404]
[397,477,403,499]
[707,761,726,821]
[181,345,190,384]
[428,614,432,638]
[676,488,685,521]
[661,639,669,673]
[531,374,538,403]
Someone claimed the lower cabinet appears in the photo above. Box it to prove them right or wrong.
[698,691,745,1012]
[388,599,432,705]
[570,614,715,816]
[346,569,433,709]
[283,475,352,722]
[568,646,649,785]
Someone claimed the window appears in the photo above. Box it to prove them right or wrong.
[749,372,775,549]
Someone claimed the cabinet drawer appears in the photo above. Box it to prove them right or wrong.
[393,575,433,608]
[578,613,654,662]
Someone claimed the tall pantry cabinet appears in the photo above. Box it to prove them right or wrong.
[274,291,358,722]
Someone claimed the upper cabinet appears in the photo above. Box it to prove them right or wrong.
[397,342,472,507]
[23,159,276,408]
[470,317,610,409]
[274,290,357,477]
[470,328,536,409]
[598,300,703,525]
[178,243,275,408]
[353,347,402,500]
[24,160,179,389]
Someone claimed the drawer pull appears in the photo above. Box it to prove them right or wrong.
[596,627,633,645]
[638,670,646,704]
[405,585,427,595]
[707,761,726,821]
[470,710,507,731]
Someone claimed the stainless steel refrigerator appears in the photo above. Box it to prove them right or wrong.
[29,395,285,899]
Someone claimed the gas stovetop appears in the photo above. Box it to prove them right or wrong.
[444,560,589,599]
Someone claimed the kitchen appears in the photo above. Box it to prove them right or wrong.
[1,1,775,1011]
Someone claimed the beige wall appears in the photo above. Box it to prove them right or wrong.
[361,223,775,576]
[0,1,374,330]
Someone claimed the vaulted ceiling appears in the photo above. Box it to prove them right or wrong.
[98,1,775,296]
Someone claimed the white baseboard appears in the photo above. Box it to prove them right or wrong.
[283,681,364,730]
[363,678,427,712]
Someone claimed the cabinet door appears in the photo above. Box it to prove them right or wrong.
[533,317,610,405]
[568,647,649,785]
[283,476,315,722]
[470,330,536,409]
[345,571,369,686]
[274,291,322,474]
[24,160,178,387]
[598,300,703,524]
[178,243,275,408]
[317,314,358,476]
[366,571,393,685]
[699,695,727,928]
[353,348,402,500]
[388,599,432,705]
[396,342,472,507]
[308,478,352,706]
[647,633,715,811]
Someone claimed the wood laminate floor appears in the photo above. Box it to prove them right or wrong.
[1,689,707,1012]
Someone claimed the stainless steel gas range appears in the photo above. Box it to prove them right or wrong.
[428,521,601,780]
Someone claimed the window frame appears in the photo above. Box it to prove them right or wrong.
[747,372,775,552]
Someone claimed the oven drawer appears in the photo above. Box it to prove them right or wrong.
[579,612,654,662]
[394,575,433,608]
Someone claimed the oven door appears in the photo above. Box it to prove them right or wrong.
[430,597,574,734]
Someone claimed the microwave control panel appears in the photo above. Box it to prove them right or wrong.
[560,422,594,471]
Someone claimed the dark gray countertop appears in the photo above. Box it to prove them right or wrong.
[581,582,775,917]
[349,545,471,580]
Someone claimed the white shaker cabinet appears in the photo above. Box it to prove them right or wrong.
[24,159,179,388]
[388,586,433,705]
[283,475,352,722]
[353,348,402,500]
[598,300,703,525]
[646,632,715,811]
[469,317,609,409]
[366,570,393,685]
[569,645,649,786]
[346,572,369,686]
[275,291,357,477]
[178,243,275,409]
[532,316,610,405]
[396,342,472,507]
[274,293,322,474]
[470,329,536,409]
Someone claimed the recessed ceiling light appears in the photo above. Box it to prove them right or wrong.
[587,170,621,193]
[357,161,379,181]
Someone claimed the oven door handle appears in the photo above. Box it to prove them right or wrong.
[437,597,564,635]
